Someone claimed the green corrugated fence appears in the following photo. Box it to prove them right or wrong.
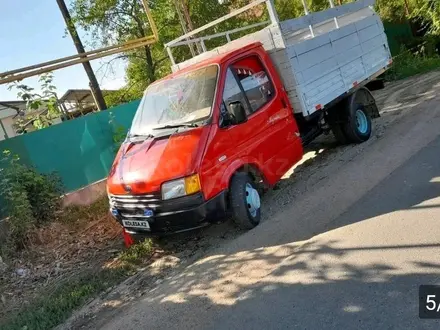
[383,21,414,56]
[0,100,140,218]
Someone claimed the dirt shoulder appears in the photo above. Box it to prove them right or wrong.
[58,71,440,330]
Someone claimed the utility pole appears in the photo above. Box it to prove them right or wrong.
[56,0,107,110]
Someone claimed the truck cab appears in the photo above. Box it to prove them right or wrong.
[107,42,303,239]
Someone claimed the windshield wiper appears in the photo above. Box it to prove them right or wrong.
[127,133,154,142]
[152,123,199,130]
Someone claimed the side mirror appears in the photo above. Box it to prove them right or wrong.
[228,101,247,125]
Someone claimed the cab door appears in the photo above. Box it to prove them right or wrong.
[201,63,270,199]
[221,64,271,163]
[223,54,301,183]
[201,53,302,199]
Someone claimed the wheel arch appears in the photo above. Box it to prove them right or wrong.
[347,87,379,119]
[222,159,269,192]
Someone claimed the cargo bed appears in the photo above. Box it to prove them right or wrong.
[166,0,392,118]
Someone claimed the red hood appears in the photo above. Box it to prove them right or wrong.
[107,127,210,195]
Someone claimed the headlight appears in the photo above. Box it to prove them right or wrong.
[161,174,201,200]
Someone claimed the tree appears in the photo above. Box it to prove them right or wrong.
[71,0,440,107]
[70,0,232,102]
[7,73,63,133]
[72,0,158,86]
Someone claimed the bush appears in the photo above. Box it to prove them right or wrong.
[384,45,440,81]
[0,151,63,250]
[402,35,440,58]
[109,112,127,153]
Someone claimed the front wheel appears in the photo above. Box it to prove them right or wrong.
[343,104,372,143]
[230,173,261,230]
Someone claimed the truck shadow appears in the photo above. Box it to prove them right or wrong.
[87,239,440,329]
[158,132,440,260]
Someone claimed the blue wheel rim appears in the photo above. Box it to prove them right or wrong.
[356,109,368,134]
[245,183,260,218]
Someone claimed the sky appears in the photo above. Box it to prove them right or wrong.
[0,0,127,101]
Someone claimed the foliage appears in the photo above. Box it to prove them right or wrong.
[0,151,63,251]
[108,111,127,151]
[71,0,161,89]
[104,86,140,107]
[384,45,440,80]
[376,0,440,34]
[0,233,154,330]
[60,195,110,225]
[0,268,130,330]
[402,34,440,57]
[7,73,62,133]
[70,0,233,96]
[69,0,440,107]
[119,238,154,264]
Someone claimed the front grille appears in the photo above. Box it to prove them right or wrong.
[109,192,162,220]
[109,192,204,221]
[109,193,161,210]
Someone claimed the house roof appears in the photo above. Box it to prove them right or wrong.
[59,89,117,103]
[0,100,26,112]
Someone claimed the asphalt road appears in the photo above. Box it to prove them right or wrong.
[67,72,440,330]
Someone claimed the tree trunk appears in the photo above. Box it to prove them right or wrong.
[144,46,156,84]
[56,0,107,111]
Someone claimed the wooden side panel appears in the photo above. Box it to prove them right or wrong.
[283,12,391,116]
[280,0,375,34]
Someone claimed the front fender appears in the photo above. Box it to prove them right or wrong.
[220,156,266,191]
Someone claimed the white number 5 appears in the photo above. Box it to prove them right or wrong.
[427,295,436,311]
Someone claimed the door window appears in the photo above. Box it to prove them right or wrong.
[220,68,250,127]
[222,68,249,114]
[231,56,275,113]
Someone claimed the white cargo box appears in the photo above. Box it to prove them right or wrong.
[166,0,392,118]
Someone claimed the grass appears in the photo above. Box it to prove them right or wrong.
[385,51,440,81]
[0,237,155,330]
[0,195,156,330]
[60,196,110,225]
[119,238,154,265]
[0,268,131,330]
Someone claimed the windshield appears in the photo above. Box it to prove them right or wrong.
[130,65,218,136]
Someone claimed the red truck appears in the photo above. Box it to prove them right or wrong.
[107,0,391,244]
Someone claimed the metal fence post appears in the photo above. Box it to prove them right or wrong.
[200,39,207,52]
[329,0,340,29]
[265,0,279,24]
[166,47,176,66]
[301,0,315,37]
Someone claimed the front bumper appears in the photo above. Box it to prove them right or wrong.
[109,191,228,235]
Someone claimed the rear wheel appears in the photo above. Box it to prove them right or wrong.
[327,107,349,144]
[342,104,372,143]
[230,173,261,230]
[330,121,349,144]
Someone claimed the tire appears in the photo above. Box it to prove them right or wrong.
[331,123,349,144]
[327,107,349,144]
[342,103,372,143]
[230,172,261,230]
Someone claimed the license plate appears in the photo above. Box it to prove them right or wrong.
[122,220,150,229]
